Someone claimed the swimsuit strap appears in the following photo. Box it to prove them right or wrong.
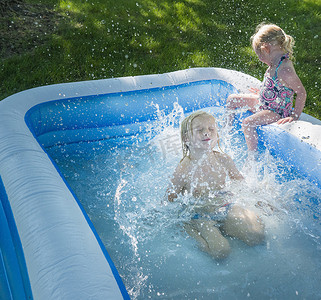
[274,53,289,78]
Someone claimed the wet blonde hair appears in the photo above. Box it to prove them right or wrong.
[180,111,222,160]
[251,23,295,59]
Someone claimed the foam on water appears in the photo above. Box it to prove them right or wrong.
[47,105,321,299]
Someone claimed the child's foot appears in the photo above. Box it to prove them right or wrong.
[255,200,276,216]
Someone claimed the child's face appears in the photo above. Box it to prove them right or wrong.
[253,44,270,65]
[189,115,218,151]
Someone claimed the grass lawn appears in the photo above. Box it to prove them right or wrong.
[1,0,320,119]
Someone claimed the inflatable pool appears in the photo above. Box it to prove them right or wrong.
[0,68,320,299]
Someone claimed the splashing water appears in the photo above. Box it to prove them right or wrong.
[47,104,321,299]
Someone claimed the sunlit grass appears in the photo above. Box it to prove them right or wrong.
[0,0,320,119]
[58,0,83,13]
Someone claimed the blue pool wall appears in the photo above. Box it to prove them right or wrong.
[26,79,236,148]
[0,176,33,300]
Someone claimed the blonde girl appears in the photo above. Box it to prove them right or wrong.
[167,111,265,260]
[226,23,307,151]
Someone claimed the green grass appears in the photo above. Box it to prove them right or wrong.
[1,0,320,119]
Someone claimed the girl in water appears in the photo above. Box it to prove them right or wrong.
[167,111,265,260]
[226,23,306,151]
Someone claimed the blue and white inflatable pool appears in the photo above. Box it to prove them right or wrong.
[0,68,320,299]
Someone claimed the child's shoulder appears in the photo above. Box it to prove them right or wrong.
[212,151,235,165]
[176,156,192,172]
[280,59,295,73]
[279,56,294,70]
[171,157,193,186]
[277,59,298,86]
[212,151,230,160]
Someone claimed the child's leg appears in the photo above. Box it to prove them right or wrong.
[226,94,259,126]
[222,205,265,246]
[185,220,230,260]
[242,110,281,151]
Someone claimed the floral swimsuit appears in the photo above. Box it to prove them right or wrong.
[259,53,294,118]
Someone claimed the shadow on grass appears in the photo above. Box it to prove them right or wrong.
[0,0,320,118]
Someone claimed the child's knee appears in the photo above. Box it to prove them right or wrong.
[241,116,253,129]
[209,238,231,260]
[251,217,265,243]
[202,225,231,260]
[242,220,265,246]
[244,221,265,246]
[241,117,256,136]
[225,206,265,246]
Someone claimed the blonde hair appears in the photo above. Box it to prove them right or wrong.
[251,23,295,59]
[180,111,222,160]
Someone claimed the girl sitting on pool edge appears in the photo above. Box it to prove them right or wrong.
[166,111,265,260]
[226,23,306,152]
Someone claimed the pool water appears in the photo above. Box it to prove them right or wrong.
[47,109,321,300]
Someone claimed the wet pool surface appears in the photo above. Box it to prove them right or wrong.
[47,111,321,299]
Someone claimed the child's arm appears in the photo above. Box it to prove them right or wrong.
[221,154,244,181]
[277,63,307,124]
[166,160,188,202]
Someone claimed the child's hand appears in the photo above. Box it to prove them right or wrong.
[248,87,260,95]
[277,116,295,125]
